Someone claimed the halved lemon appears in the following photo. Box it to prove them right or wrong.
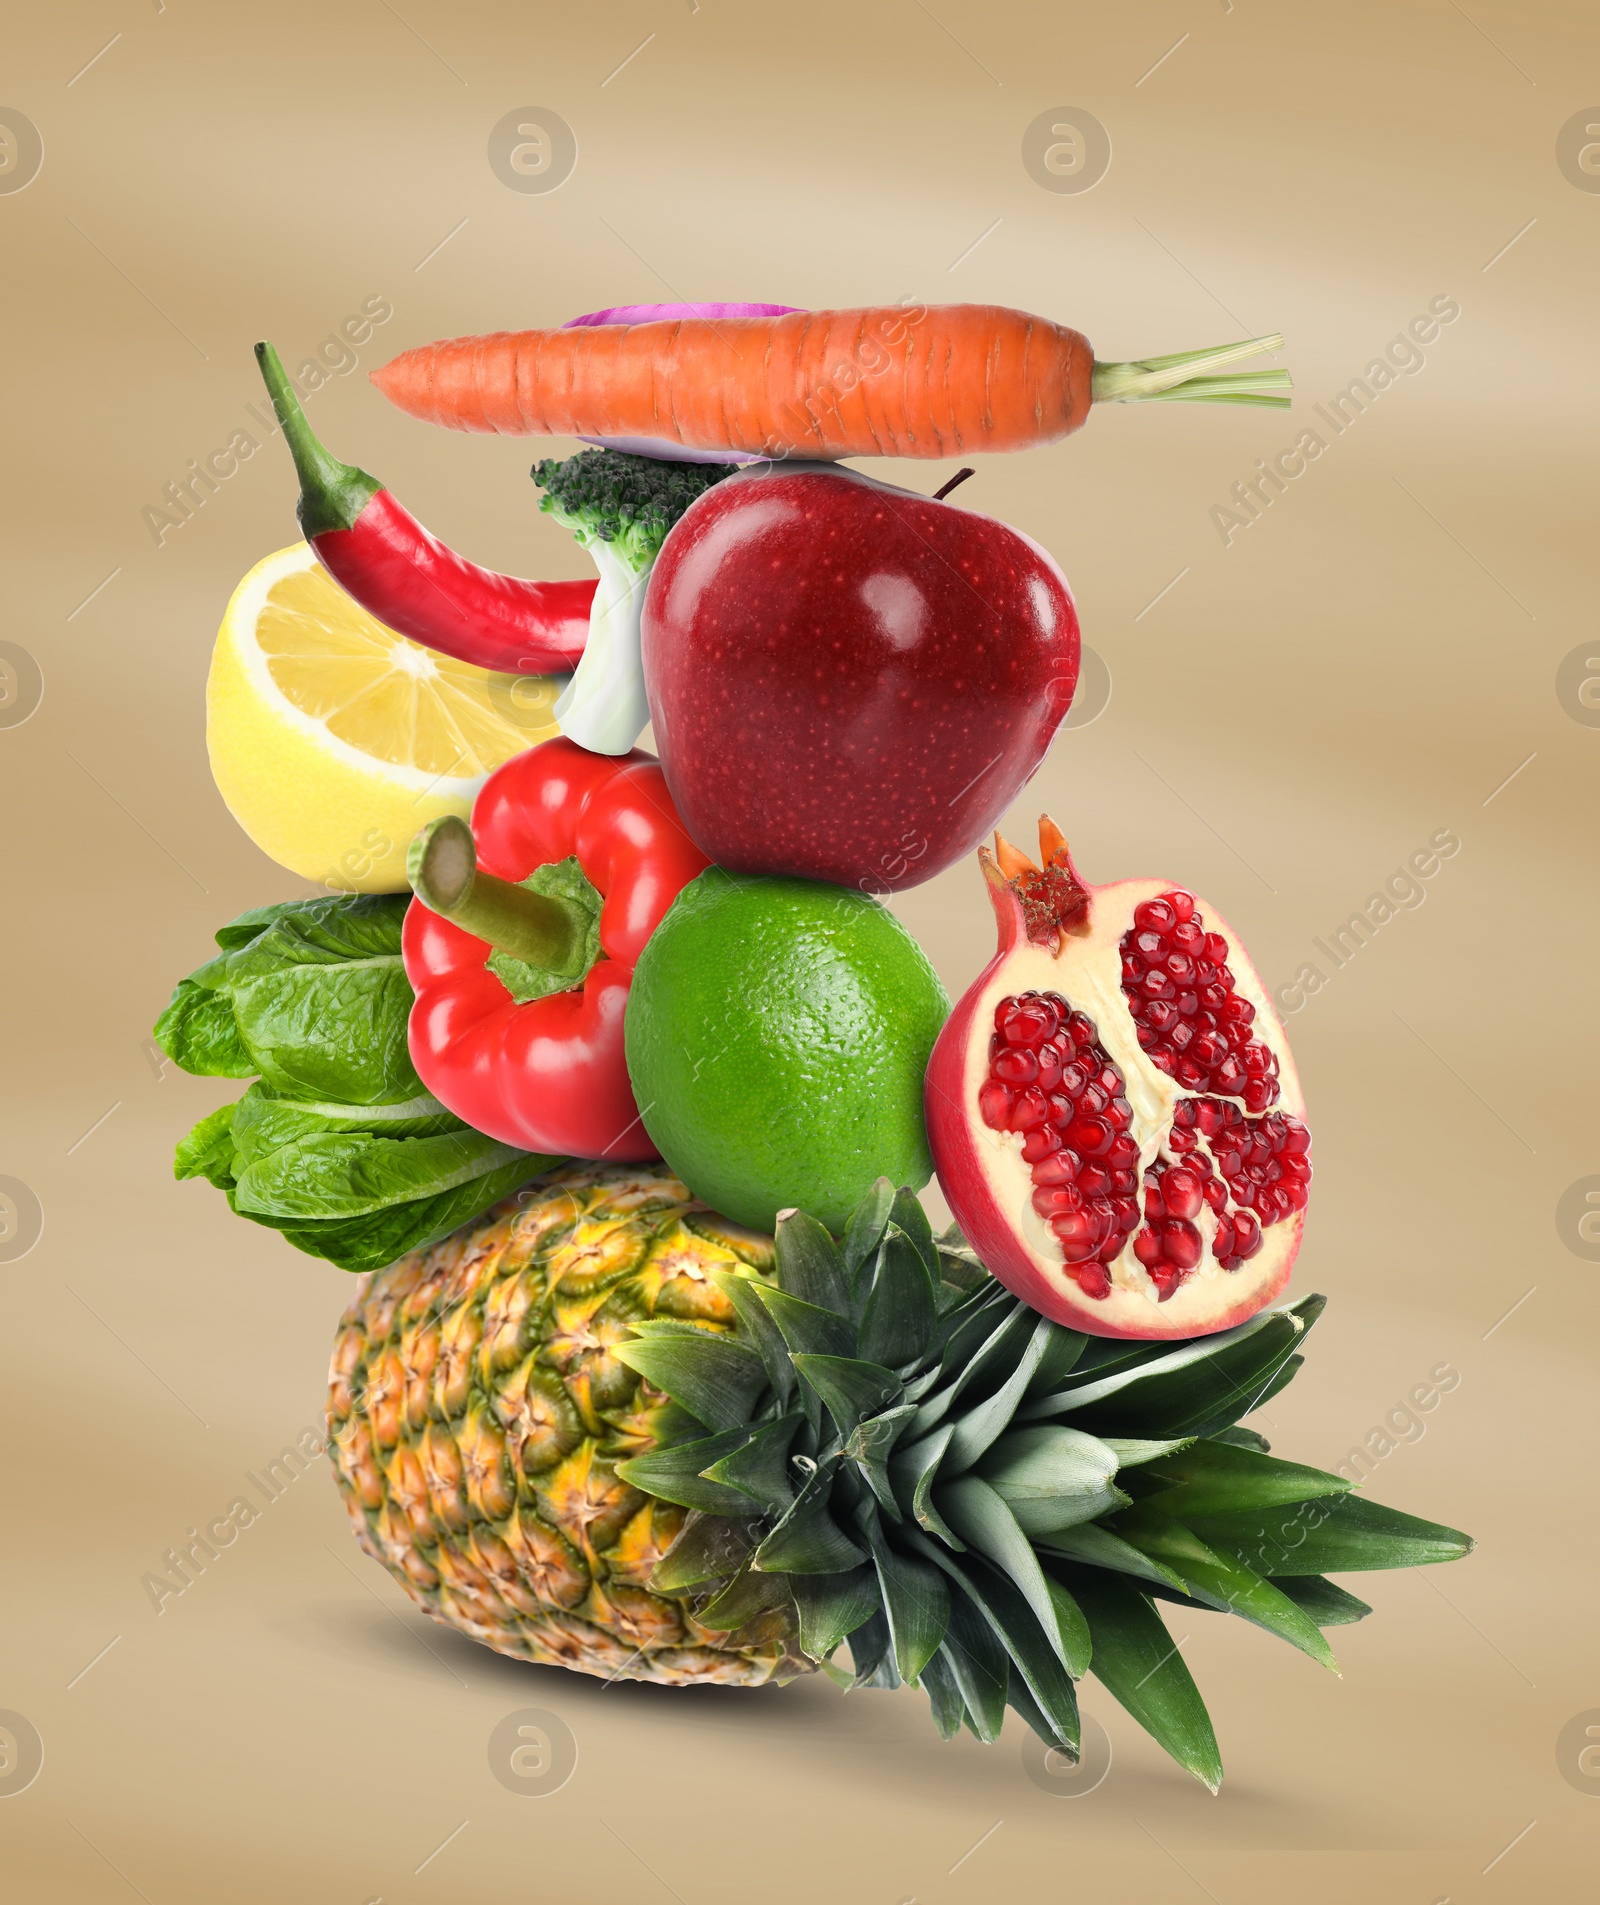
[207,543,563,891]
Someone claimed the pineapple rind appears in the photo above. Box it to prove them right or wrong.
[328,1164,803,1687]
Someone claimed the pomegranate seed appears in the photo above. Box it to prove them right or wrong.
[1204,932,1229,963]
[1222,994,1254,1026]
[1282,1119,1311,1154]
[1232,1209,1262,1257]
[1141,969,1174,1001]
[1175,1058,1206,1090]
[1165,951,1196,984]
[1203,1178,1229,1212]
[1073,1262,1112,1300]
[1046,1093,1074,1126]
[1195,1100,1226,1137]
[1134,898,1177,933]
[1032,1151,1079,1187]
[1162,1219,1203,1269]
[1214,1055,1246,1093]
[1172,920,1206,955]
[1136,1024,1160,1051]
[1078,1083,1108,1117]
[1199,983,1229,1013]
[994,1047,1039,1086]
[1033,1186,1083,1219]
[1068,1115,1113,1157]
[1058,1062,1090,1098]
[1146,1000,1180,1032]
[1168,891,1196,923]
[1162,1168,1203,1220]
[1121,954,1144,984]
[1010,1087,1050,1131]
[1168,1126,1196,1153]
[1212,1217,1235,1259]
[1176,991,1200,1019]
[1133,1227,1165,1268]
[1036,1047,1063,1091]
[1243,1078,1276,1113]
[1112,1195,1140,1228]
[1191,1031,1226,1069]
[1078,1163,1113,1198]
[1111,1168,1137,1194]
[1104,1099,1133,1132]
[1067,1014,1096,1048]
[1021,1124,1062,1163]
[1169,1021,1195,1054]
[979,1081,1012,1129]
[1105,1134,1140,1168]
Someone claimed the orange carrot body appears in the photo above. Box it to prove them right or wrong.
[371,305,1094,460]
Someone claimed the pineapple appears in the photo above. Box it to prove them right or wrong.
[329,1163,1470,1785]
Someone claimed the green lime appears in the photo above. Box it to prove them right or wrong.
[625,870,950,1231]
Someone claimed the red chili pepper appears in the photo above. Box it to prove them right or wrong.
[402,737,709,1160]
[255,342,593,675]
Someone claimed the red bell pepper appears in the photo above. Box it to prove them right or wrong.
[402,738,709,1160]
[255,342,594,675]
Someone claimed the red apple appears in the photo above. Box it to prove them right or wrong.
[640,464,1079,891]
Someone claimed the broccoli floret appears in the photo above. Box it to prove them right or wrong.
[532,449,737,572]
[531,449,740,757]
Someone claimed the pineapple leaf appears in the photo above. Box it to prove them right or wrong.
[1212,1424,1272,1453]
[1005,1661,1080,1753]
[702,1414,804,1516]
[1065,1570,1223,1792]
[916,1647,967,1740]
[1110,1507,1337,1670]
[856,1229,938,1369]
[748,1282,857,1361]
[774,1209,852,1317]
[1138,1439,1352,1520]
[941,1315,1056,1472]
[792,1355,904,1439]
[1101,1437,1197,1466]
[1036,1520,1190,1593]
[861,1521,949,1683]
[888,1187,940,1282]
[615,1428,759,1514]
[977,1425,1127,1536]
[651,1512,758,1592]
[709,1270,795,1407]
[696,1562,794,1631]
[938,1590,1010,1743]
[1273,1574,1373,1627]
[1040,1297,1324,1438]
[613,1332,767,1434]
[1190,1491,1473,1574]
[903,1530,1080,1747]
[754,1466,869,1575]
[936,1476,1091,1676]
[890,1423,964,1547]
[1249,1350,1304,1411]
[792,1566,880,1659]
[911,1303,1038,1441]
[848,1609,901,1688]
[845,1404,917,1522]
[841,1177,896,1276]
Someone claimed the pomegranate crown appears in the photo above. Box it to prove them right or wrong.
[981,815,1089,948]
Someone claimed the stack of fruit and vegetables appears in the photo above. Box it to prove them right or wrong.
[156,300,1469,1786]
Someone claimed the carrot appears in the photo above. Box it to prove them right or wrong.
[370,305,1290,460]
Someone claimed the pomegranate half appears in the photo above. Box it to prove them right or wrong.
[926,819,1311,1340]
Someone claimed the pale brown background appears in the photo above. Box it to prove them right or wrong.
[2,2,1596,1899]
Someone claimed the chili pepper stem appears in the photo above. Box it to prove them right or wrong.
[409,817,590,970]
[254,340,384,538]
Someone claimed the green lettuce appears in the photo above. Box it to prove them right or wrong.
[157,894,561,1272]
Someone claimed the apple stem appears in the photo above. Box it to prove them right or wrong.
[933,467,976,501]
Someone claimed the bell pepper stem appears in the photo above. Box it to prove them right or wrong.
[409,817,589,970]
[254,340,383,538]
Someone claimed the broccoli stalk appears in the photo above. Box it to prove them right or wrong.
[533,450,738,754]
